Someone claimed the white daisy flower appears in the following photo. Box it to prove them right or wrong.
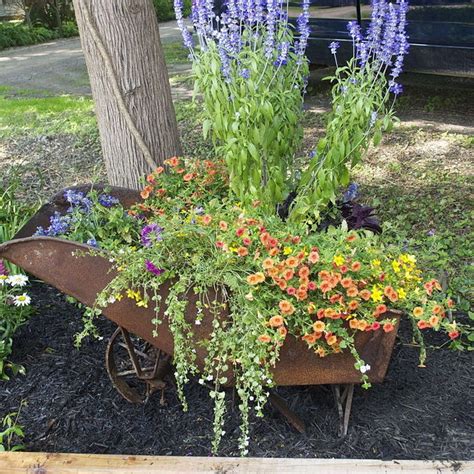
[7,274,29,287]
[13,293,31,307]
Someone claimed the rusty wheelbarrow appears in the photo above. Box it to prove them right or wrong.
[0,185,401,436]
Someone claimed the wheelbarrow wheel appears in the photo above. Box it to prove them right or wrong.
[105,326,172,404]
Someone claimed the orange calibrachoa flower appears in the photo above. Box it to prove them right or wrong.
[308,251,320,264]
[347,234,357,242]
[219,220,228,231]
[286,256,299,268]
[237,247,249,257]
[312,321,326,333]
[202,215,212,225]
[349,319,359,329]
[375,304,387,315]
[360,289,371,301]
[432,305,442,314]
[348,300,359,311]
[258,334,272,343]
[279,300,295,315]
[140,185,153,199]
[183,173,194,182]
[358,320,369,331]
[269,315,284,327]
[278,326,287,337]
[429,315,439,327]
[262,258,274,269]
[351,261,361,271]
[346,286,359,297]
[165,156,179,167]
[298,266,310,279]
[413,307,424,318]
[326,334,337,345]
[267,267,279,277]
[383,322,395,332]
[246,272,265,285]
[341,277,352,289]
[417,320,430,329]
[283,269,295,281]
[320,281,331,293]
[302,333,319,344]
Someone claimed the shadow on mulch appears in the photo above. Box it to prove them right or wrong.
[1,281,472,460]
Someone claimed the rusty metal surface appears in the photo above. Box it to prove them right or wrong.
[0,185,401,387]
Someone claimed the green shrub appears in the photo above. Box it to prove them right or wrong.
[61,20,78,38]
[153,0,191,22]
[0,23,58,50]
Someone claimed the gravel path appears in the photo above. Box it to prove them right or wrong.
[0,19,192,96]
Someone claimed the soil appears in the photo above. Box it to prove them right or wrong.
[0,281,472,460]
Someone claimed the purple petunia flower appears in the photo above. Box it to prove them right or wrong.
[141,223,163,247]
[145,260,165,276]
[0,260,8,276]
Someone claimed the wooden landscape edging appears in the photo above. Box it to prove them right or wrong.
[0,453,472,474]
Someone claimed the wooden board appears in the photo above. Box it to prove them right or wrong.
[0,452,472,474]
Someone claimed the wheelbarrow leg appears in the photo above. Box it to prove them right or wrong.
[269,391,306,434]
[332,384,354,437]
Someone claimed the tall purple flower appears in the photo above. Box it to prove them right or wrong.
[174,0,194,49]
[141,223,163,247]
[145,260,165,276]
[295,0,310,64]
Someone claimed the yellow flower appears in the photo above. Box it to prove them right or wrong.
[333,255,345,266]
[400,254,416,265]
[114,293,123,301]
[229,246,239,253]
[392,260,401,273]
[371,259,381,267]
[397,288,407,300]
[371,286,384,303]
[136,300,148,308]
[126,289,141,301]
[283,247,293,255]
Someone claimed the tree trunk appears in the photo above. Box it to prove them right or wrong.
[72,0,182,189]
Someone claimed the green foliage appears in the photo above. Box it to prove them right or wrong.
[60,20,79,37]
[194,30,308,212]
[0,23,57,50]
[0,401,26,452]
[290,59,395,223]
[153,0,191,22]
[0,174,38,271]
[0,277,32,380]
[0,176,36,380]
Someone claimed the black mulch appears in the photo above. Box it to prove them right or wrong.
[1,281,472,460]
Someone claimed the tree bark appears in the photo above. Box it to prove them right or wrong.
[72,0,182,189]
